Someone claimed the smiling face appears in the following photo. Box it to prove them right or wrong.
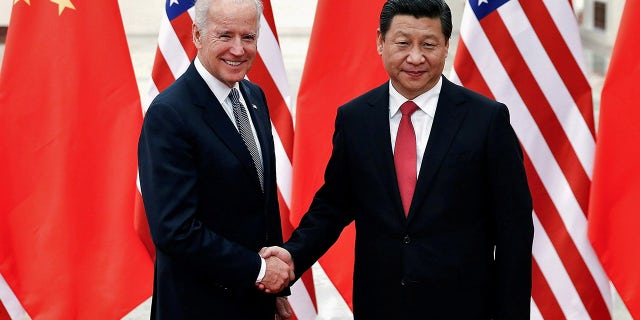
[193,0,259,88]
[377,14,449,100]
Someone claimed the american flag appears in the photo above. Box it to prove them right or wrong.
[139,0,317,319]
[451,0,611,319]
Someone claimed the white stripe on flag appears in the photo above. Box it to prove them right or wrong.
[258,15,292,109]
[530,299,543,320]
[144,82,160,113]
[272,123,292,208]
[157,15,191,79]
[289,280,316,320]
[0,273,28,320]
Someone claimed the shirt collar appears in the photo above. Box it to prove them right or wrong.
[194,57,240,104]
[389,76,442,119]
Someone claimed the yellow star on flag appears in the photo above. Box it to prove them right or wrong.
[50,0,75,15]
[13,0,31,5]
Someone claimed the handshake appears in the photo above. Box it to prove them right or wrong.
[256,246,294,293]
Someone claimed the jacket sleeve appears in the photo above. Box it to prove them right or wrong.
[486,103,534,319]
[283,107,355,276]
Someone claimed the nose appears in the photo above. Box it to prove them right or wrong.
[229,37,245,56]
[406,46,425,64]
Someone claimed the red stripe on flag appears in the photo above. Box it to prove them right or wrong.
[532,258,566,320]
[150,48,176,93]
[0,301,10,320]
[519,1,595,137]
[299,271,317,311]
[524,155,610,320]
[453,39,494,99]
[480,12,591,215]
[248,55,294,159]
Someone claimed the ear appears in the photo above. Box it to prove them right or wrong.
[192,24,202,49]
[376,28,383,55]
[444,38,450,58]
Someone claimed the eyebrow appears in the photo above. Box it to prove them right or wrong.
[393,30,440,40]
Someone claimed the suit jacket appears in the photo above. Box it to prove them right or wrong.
[138,63,284,319]
[283,76,534,319]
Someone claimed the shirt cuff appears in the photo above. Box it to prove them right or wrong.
[256,256,266,283]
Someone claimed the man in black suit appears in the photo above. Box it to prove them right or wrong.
[261,0,534,318]
[138,0,293,319]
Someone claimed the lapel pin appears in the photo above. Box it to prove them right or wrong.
[252,104,258,109]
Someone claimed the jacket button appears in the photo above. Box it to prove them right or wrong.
[403,235,411,244]
[400,279,406,286]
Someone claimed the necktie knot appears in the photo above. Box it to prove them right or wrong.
[400,101,419,116]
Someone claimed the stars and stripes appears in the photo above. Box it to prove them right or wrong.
[451,0,611,319]
[140,1,317,318]
[145,0,196,102]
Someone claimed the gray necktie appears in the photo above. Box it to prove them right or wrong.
[229,88,264,191]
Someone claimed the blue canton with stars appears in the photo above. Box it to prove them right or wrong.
[166,0,196,21]
[470,0,511,20]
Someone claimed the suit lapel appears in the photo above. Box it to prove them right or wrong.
[366,83,407,220]
[186,66,261,190]
[408,77,469,222]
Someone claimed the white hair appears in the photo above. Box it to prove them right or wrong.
[193,0,263,34]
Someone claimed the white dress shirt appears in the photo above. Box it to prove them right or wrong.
[194,57,267,282]
[389,76,442,176]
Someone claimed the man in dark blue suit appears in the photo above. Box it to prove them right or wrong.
[261,0,534,319]
[138,0,293,318]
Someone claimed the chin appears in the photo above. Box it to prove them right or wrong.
[223,76,245,85]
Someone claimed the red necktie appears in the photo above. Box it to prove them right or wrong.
[394,101,419,217]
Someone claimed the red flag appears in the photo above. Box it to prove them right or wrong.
[291,0,388,311]
[588,0,640,318]
[145,1,317,318]
[452,0,610,319]
[0,0,153,318]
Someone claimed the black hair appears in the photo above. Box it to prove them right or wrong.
[379,0,452,40]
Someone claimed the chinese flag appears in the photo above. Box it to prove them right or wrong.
[588,0,640,318]
[0,0,153,319]
[290,0,387,310]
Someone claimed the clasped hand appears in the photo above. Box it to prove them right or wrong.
[256,246,295,293]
